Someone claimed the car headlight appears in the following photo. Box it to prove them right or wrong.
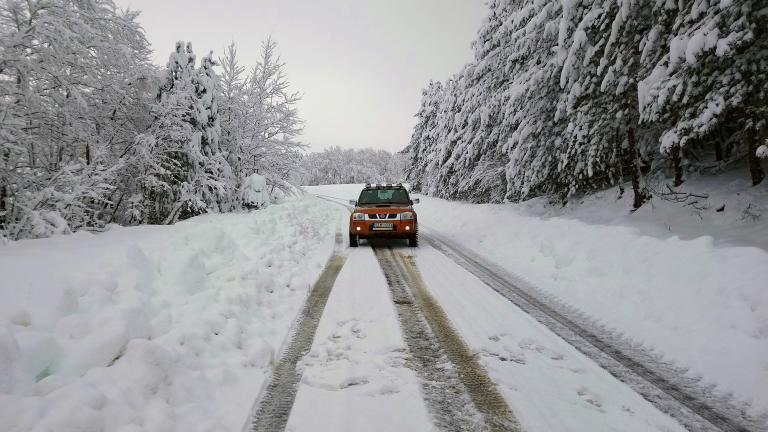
[352,213,365,221]
[401,212,415,220]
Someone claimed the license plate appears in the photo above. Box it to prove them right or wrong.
[372,223,394,230]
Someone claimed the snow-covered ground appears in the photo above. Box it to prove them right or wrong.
[307,183,768,418]
[2,182,766,431]
[282,225,686,431]
[0,197,345,432]
[413,246,686,432]
[519,170,768,250]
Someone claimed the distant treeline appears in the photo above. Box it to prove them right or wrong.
[298,147,405,186]
[405,0,767,207]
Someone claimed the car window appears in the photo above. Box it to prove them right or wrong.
[358,189,410,205]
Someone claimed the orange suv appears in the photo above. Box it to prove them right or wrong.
[349,184,419,247]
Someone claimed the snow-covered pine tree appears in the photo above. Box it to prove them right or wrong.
[132,42,235,224]
[406,81,444,194]
[499,0,568,201]
[441,1,512,202]
[555,0,626,200]
[589,0,658,209]
[639,0,767,186]
[192,50,237,214]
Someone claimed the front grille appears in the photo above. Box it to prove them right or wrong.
[368,213,398,220]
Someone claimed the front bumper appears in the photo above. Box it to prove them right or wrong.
[349,220,417,238]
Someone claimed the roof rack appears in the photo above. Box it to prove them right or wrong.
[364,183,405,189]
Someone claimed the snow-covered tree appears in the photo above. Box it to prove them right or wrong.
[0,0,154,239]
[406,81,444,193]
[405,0,766,208]
[241,38,304,179]
[298,147,405,186]
[215,39,305,197]
[218,42,248,176]
[130,42,235,224]
[639,0,767,186]
[0,3,307,240]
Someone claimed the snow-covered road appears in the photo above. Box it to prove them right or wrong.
[305,184,767,432]
[286,246,435,432]
[2,186,766,432]
[279,235,688,431]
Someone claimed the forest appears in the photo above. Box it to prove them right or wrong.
[0,1,303,240]
[405,0,768,207]
[298,146,404,186]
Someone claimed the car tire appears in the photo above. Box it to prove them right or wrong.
[349,234,359,247]
[408,234,418,247]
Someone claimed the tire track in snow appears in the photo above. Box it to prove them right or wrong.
[373,244,521,432]
[245,233,347,432]
[423,231,761,432]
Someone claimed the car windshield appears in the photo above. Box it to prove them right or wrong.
[358,188,410,205]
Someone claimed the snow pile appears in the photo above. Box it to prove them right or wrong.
[758,144,768,160]
[241,173,270,209]
[0,196,343,432]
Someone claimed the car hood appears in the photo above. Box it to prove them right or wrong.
[354,206,413,213]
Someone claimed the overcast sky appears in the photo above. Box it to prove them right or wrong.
[114,0,486,153]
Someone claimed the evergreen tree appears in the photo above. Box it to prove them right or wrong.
[406,0,766,208]
[639,0,768,186]
[132,42,234,224]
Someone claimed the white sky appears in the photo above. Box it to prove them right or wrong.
[114,0,486,153]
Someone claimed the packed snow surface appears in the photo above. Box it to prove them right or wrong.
[308,183,768,417]
[0,197,344,432]
[287,247,434,432]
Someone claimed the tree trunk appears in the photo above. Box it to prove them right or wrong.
[627,126,646,210]
[0,185,7,229]
[746,124,765,186]
[715,124,725,162]
[669,144,684,186]
[615,127,625,199]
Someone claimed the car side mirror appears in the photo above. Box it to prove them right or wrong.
[349,200,357,206]
[411,198,420,204]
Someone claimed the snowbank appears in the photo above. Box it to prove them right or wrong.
[0,196,344,432]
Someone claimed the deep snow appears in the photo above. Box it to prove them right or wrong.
[0,197,344,432]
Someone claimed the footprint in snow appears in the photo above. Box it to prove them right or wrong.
[482,349,527,365]
[518,338,565,361]
[576,386,605,412]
